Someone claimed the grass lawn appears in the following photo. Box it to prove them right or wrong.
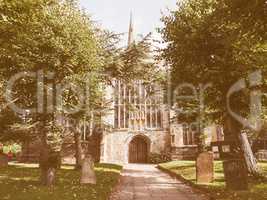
[159,161,267,200]
[0,162,122,200]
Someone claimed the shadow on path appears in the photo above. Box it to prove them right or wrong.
[110,164,208,200]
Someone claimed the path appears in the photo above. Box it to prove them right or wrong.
[110,164,208,200]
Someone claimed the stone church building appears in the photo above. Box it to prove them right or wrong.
[99,79,223,164]
[97,17,223,165]
[99,16,170,164]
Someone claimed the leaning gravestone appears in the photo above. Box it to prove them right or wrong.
[223,159,248,190]
[0,153,8,167]
[196,152,214,183]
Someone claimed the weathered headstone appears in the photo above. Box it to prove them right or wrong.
[196,152,214,183]
[0,153,8,167]
[212,146,220,159]
[80,155,96,185]
[223,159,248,190]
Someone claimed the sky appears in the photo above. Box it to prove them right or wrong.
[79,0,177,46]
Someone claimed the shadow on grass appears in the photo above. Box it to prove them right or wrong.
[169,164,195,170]
[0,163,122,200]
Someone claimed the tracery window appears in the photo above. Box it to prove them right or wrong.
[114,80,163,130]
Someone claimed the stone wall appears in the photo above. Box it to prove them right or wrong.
[170,146,198,160]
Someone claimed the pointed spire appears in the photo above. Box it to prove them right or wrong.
[128,12,134,46]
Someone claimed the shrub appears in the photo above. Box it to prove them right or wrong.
[149,152,172,164]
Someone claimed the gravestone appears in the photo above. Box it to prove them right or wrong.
[212,146,220,159]
[0,153,8,167]
[223,159,248,190]
[196,152,214,183]
[256,150,267,162]
[80,155,96,185]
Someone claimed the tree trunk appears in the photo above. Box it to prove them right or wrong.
[80,112,96,185]
[38,73,59,186]
[224,115,260,176]
[39,127,57,186]
[196,119,206,154]
[46,168,56,186]
[40,132,50,185]
[80,154,96,185]
[40,147,58,186]
[74,131,83,170]
[239,131,260,176]
[196,131,205,154]
[40,166,56,186]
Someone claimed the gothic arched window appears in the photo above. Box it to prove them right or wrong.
[114,80,163,130]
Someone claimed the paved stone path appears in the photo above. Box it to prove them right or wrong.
[110,164,208,200]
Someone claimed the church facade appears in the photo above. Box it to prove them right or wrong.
[98,16,224,164]
[100,80,170,164]
[99,80,224,164]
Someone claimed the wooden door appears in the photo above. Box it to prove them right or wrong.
[129,137,148,163]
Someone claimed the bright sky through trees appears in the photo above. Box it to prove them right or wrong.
[80,0,177,45]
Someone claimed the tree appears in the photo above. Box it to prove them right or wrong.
[0,0,103,185]
[0,0,167,187]
[104,33,164,84]
[161,0,267,176]
[63,71,103,182]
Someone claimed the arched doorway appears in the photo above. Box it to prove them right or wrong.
[129,136,149,163]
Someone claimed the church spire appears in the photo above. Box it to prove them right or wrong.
[128,12,134,46]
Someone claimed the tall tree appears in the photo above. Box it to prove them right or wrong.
[161,0,267,175]
[0,0,103,185]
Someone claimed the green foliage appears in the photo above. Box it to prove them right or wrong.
[0,107,22,141]
[0,0,100,77]
[161,0,267,122]
[0,0,104,150]
[105,33,165,84]
[1,143,21,154]
[46,123,64,152]
[149,152,172,164]
[0,0,163,139]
